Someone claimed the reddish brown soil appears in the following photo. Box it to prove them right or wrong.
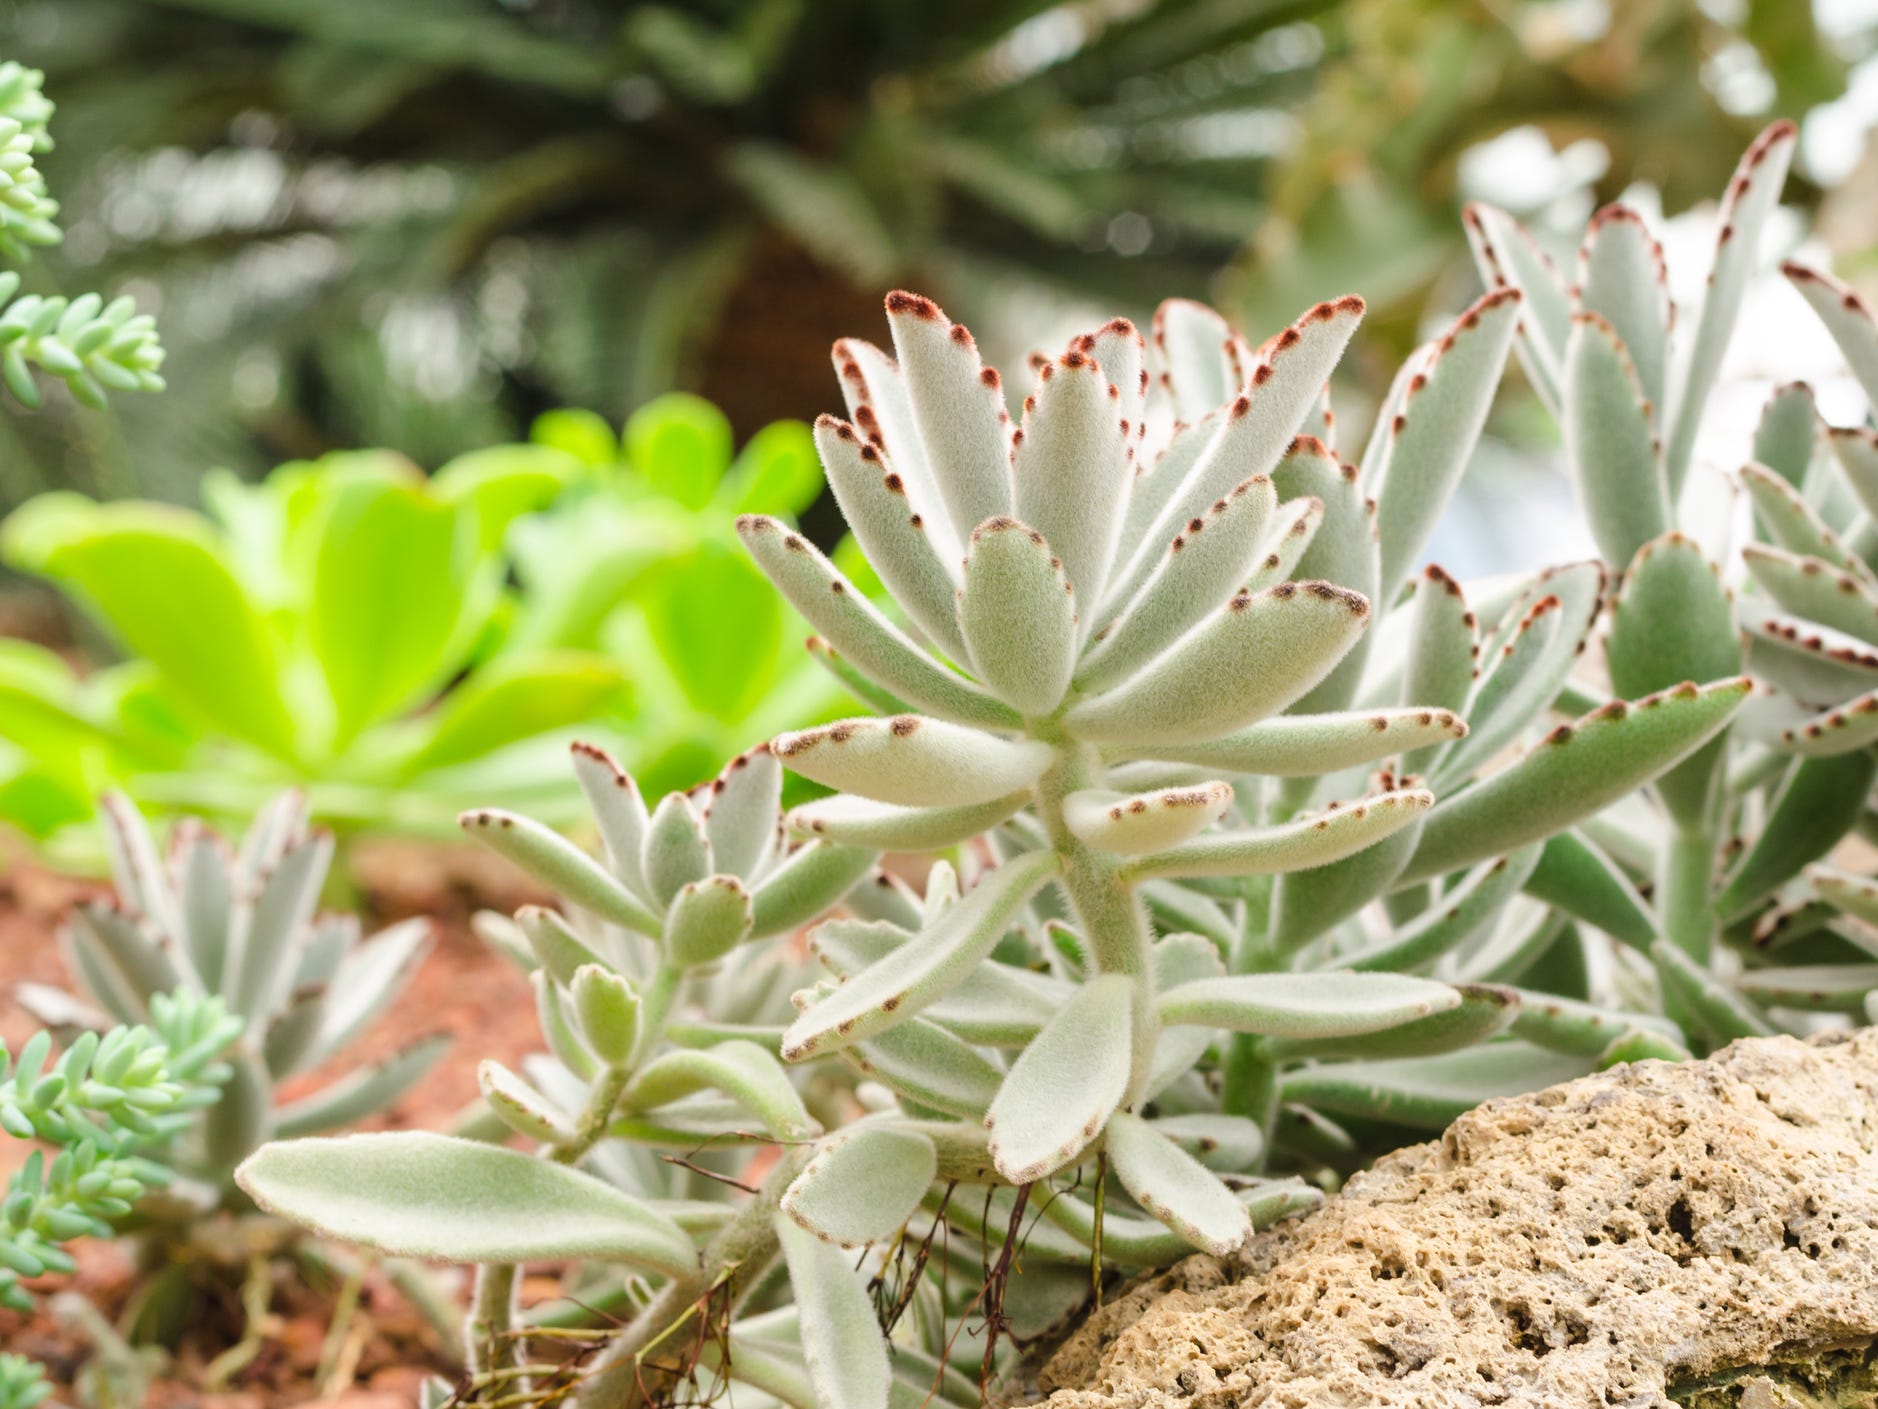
[0,842,556,1406]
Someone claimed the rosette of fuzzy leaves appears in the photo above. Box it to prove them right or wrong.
[1461,122,1878,1050]
[23,793,442,1212]
[239,744,879,1405]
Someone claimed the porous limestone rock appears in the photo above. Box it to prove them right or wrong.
[1040,1028,1878,1407]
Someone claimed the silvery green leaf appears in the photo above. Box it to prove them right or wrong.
[1147,1113,1263,1172]
[1268,983,1518,1061]
[1736,963,1878,1014]
[781,850,1058,1060]
[803,633,912,716]
[172,822,232,990]
[1563,311,1667,569]
[783,1124,937,1247]
[1104,1110,1248,1255]
[774,715,1051,807]
[1828,424,1878,519]
[1436,562,1604,787]
[271,1035,450,1138]
[664,874,753,968]
[235,788,304,874]
[1157,971,1457,1038]
[1754,380,1820,487]
[1784,262,1878,404]
[1578,205,1670,408]
[642,792,713,909]
[232,830,332,1020]
[1270,435,1378,714]
[1090,315,1148,421]
[1744,612,1878,706]
[68,904,176,1010]
[570,964,640,1066]
[884,290,1013,540]
[1400,567,1478,773]
[1268,796,1425,953]
[986,973,1132,1183]
[263,985,326,1079]
[570,741,651,901]
[815,414,967,659]
[1152,929,1225,987]
[516,905,603,986]
[1607,533,1743,824]
[1523,831,1656,950]
[1344,846,1540,971]
[1078,473,1276,695]
[1013,347,1129,607]
[240,1131,698,1273]
[1066,580,1370,746]
[1650,940,1775,1045]
[844,1016,1005,1117]
[920,859,960,923]
[1153,297,1246,421]
[1370,288,1522,599]
[303,918,431,1065]
[1807,863,1878,924]
[830,335,953,560]
[461,808,661,937]
[1510,990,1688,1060]
[99,792,179,937]
[788,791,1027,851]
[1715,754,1877,922]
[749,841,875,940]
[1133,786,1432,881]
[1241,492,1325,592]
[704,745,782,881]
[1110,296,1365,609]
[478,1059,576,1143]
[1740,461,1874,585]
[739,515,1018,729]
[1664,122,1796,492]
[842,869,924,928]
[956,516,1077,714]
[1400,678,1751,884]
[1128,706,1465,776]
[1778,688,1878,755]
[1281,1042,1592,1128]
[63,925,145,1025]
[816,926,1062,1044]
[1064,781,1232,857]
[775,1213,891,1409]
[1743,544,1878,646]
[622,1040,814,1139]
[1463,202,1571,410]
[1113,415,1219,572]
[1142,881,1237,952]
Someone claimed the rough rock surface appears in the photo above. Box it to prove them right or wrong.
[1040,1028,1878,1407]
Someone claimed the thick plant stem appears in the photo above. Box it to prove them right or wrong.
[1661,826,1715,962]
[468,1264,523,1387]
[1032,740,1158,1102]
[1221,1036,1279,1150]
[575,1146,811,1408]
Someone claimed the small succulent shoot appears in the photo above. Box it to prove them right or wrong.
[238,744,870,1402]
[23,792,442,1214]
[0,59,163,408]
[0,992,240,1401]
[1464,122,1878,1053]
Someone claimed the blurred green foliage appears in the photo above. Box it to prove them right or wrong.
[0,392,848,845]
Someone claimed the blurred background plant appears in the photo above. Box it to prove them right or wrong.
[0,390,849,847]
[7,0,1878,522]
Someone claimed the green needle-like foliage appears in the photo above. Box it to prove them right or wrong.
[0,991,240,1404]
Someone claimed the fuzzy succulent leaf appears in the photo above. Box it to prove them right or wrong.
[1563,312,1666,569]
[1267,803,1427,953]
[748,840,875,939]
[1400,678,1751,884]
[1579,205,1671,408]
[237,1132,698,1273]
[775,1213,891,1409]
[883,291,1013,540]
[1266,983,1519,1061]
[956,515,1078,714]
[663,874,753,968]
[986,973,1132,1183]
[781,850,1058,1060]
[1281,1042,1592,1128]
[462,808,662,935]
[702,746,782,881]
[1522,832,1657,951]
[844,1015,1006,1117]
[621,1040,813,1139]
[1784,263,1878,405]
[782,1125,936,1247]
[1715,754,1877,922]
[773,715,1052,807]
[1463,202,1572,409]
[1129,707,1465,776]
[1104,1110,1248,1256]
[1370,289,1523,600]
[1344,847,1541,972]
[1156,971,1458,1037]
[1742,544,1878,646]
[1739,461,1873,584]
[569,742,652,900]
[1063,781,1233,856]
[1013,346,1129,607]
[1650,940,1776,1046]
[1133,786,1433,880]
[271,1036,448,1138]
[787,791,1027,851]
[1753,381,1821,488]
[1268,436,1378,713]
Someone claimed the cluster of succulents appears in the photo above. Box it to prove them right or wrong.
[17,115,1878,1409]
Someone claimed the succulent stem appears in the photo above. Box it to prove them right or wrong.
[1660,825,1716,963]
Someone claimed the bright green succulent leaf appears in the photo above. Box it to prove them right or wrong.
[403,651,625,776]
[1523,831,1657,950]
[626,391,734,511]
[1715,753,1877,921]
[726,417,823,517]
[1752,381,1819,488]
[429,442,582,550]
[640,539,786,725]
[530,406,618,468]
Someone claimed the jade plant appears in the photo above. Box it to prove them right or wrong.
[0,992,241,1408]
[232,274,1755,1407]
[1457,121,1878,1054]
